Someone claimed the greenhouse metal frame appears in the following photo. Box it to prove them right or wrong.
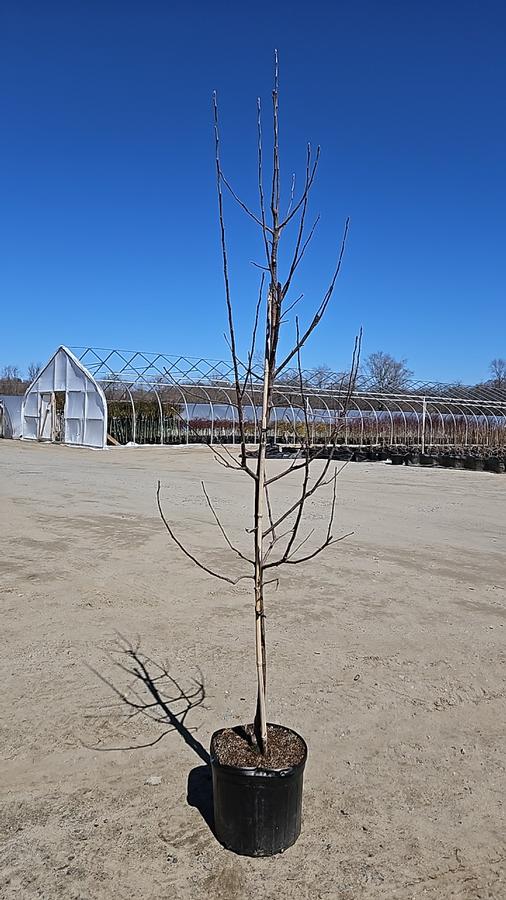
[73,346,506,451]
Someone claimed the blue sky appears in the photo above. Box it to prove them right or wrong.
[1,1,505,384]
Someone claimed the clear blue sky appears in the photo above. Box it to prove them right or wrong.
[1,0,505,384]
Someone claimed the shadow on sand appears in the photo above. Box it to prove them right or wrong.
[86,635,214,834]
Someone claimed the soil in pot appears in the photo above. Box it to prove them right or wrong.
[211,723,307,857]
[213,723,305,768]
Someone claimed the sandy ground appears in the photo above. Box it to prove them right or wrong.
[0,440,505,899]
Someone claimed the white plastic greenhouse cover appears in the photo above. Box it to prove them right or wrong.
[0,395,23,438]
[22,346,107,448]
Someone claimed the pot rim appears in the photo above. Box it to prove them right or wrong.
[210,722,308,777]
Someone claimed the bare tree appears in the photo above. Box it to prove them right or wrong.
[308,364,334,389]
[489,358,506,389]
[0,365,24,395]
[1,364,20,381]
[27,362,42,382]
[157,53,360,755]
[274,366,299,386]
[362,351,412,392]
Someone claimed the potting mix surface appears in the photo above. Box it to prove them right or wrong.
[213,724,306,769]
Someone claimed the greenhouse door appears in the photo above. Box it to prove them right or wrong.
[38,393,54,440]
[37,392,65,441]
[53,391,65,441]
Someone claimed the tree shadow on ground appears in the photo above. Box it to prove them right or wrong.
[187,764,214,831]
[86,634,214,835]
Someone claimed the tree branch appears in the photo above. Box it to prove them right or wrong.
[265,467,353,569]
[214,91,250,469]
[201,480,254,564]
[157,481,251,585]
[219,170,274,233]
[278,146,321,230]
[275,216,350,377]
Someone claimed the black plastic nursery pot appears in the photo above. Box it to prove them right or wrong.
[419,453,436,467]
[335,448,353,461]
[210,725,308,857]
[464,456,485,471]
[390,453,405,465]
[484,457,505,474]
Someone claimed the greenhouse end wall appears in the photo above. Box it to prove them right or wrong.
[22,347,108,449]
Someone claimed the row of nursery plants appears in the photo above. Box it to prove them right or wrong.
[108,409,506,451]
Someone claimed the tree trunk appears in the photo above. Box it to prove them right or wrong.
[253,288,276,754]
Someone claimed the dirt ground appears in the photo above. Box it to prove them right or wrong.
[0,440,505,899]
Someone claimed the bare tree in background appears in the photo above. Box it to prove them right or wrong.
[362,350,412,392]
[157,53,360,755]
[0,365,24,395]
[276,363,347,391]
[1,365,21,381]
[27,362,42,382]
[309,364,335,389]
[489,358,506,389]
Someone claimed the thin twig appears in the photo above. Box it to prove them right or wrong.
[275,217,350,377]
[214,91,250,468]
[219,171,274,233]
[157,481,251,585]
[201,480,254,564]
[279,147,321,230]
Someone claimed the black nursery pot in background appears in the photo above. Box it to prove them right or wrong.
[210,725,308,857]
[464,456,485,471]
[484,457,506,474]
